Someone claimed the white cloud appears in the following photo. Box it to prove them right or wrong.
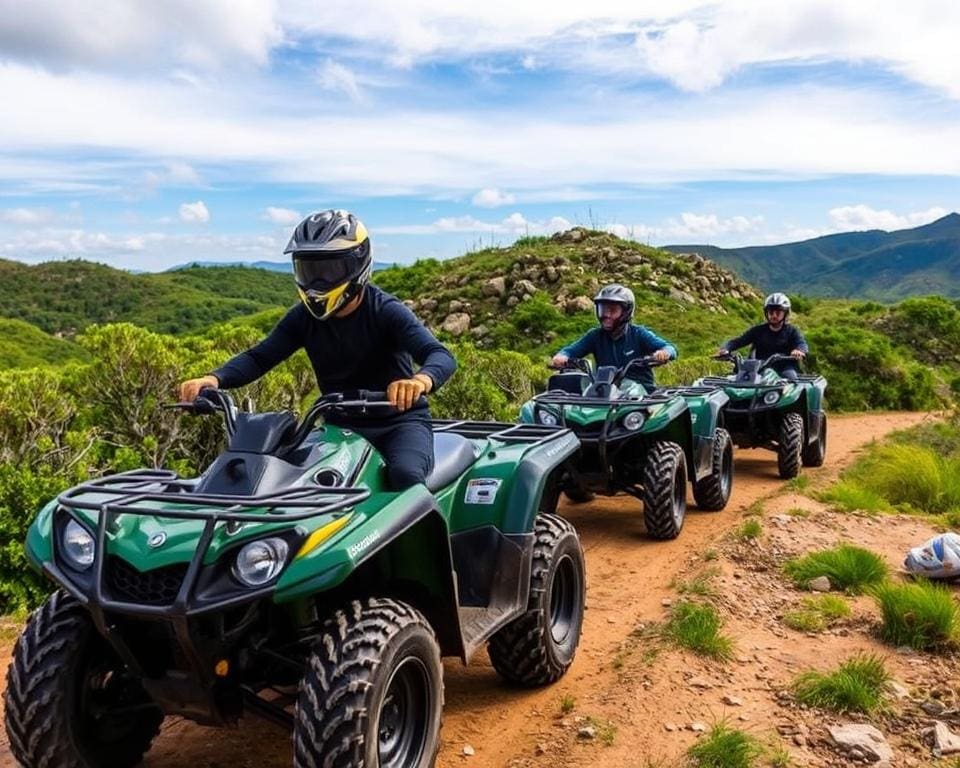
[263,206,302,225]
[0,0,282,73]
[178,201,210,223]
[316,59,364,102]
[378,212,571,235]
[607,212,765,243]
[0,207,55,225]
[828,204,949,231]
[472,188,516,208]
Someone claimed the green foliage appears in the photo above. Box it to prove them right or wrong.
[819,482,892,515]
[791,654,890,713]
[783,545,888,593]
[0,318,88,368]
[735,519,763,541]
[671,567,720,598]
[871,580,960,651]
[884,296,960,365]
[783,595,851,632]
[686,722,764,768]
[663,600,734,660]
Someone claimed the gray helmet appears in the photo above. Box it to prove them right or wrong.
[593,283,635,329]
[763,292,791,318]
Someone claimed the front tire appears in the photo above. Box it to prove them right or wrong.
[693,428,733,511]
[777,412,804,479]
[488,514,585,686]
[802,412,827,467]
[4,591,163,768]
[642,441,688,539]
[294,598,443,768]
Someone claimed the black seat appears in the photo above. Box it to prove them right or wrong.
[425,433,479,492]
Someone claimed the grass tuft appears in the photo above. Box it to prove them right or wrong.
[819,481,891,515]
[871,580,960,651]
[783,594,851,633]
[735,519,762,541]
[686,722,764,768]
[585,716,617,746]
[671,567,721,598]
[560,694,576,714]
[783,544,887,593]
[792,654,890,713]
[663,601,734,660]
[786,474,811,492]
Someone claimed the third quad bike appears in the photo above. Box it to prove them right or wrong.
[519,357,733,540]
[4,389,585,768]
[695,351,828,479]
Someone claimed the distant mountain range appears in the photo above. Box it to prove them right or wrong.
[663,212,960,300]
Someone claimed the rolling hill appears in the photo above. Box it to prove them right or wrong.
[664,212,960,300]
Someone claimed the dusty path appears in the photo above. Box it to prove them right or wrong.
[0,411,937,768]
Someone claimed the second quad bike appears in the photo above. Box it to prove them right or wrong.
[695,351,828,479]
[4,389,586,768]
[518,357,733,540]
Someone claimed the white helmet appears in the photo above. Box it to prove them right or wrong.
[763,292,791,319]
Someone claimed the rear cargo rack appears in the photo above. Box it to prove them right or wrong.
[431,419,573,445]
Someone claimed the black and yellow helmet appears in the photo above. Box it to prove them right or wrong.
[285,209,372,320]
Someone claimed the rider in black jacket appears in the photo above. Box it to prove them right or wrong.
[719,292,808,380]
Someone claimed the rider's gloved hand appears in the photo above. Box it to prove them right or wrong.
[652,348,671,362]
[551,354,569,368]
[178,375,219,402]
[387,373,433,411]
[790,349,806,359]
[716,346,729,356]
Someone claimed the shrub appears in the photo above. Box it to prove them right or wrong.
[686,722,764,768]
[663,601,734,660]
[783,594,851,632]
[783,545,888,593]
[819,482,892,515]
[792,654,890,713]
[871,580,960,650]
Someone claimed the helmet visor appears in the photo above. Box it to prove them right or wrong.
[293,254,356,291]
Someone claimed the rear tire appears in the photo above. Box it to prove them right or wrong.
[777,413,804,479]
[294,598,443,768]
[693,428,733,511]
[642,441,687,539]
[4,590,163,768]
[488,514,585,686]
[802,412,827,467]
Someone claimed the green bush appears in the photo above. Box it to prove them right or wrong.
[872,580,960,650]
[792,654,890,713]
[783,545,888,593]
[686,722,764,768]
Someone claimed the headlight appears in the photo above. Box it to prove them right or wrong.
[622,411,646,431]
[62,519,95,570]
[763,390,781,405]
[537,409,559,426]
[233,537,290,587]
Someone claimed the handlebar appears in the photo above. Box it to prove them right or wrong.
[549,355,668,386]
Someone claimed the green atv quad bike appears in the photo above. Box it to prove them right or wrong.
[695,351,828,479]
[518,357,733,540]
[4,389,586,768]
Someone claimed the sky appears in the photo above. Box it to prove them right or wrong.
[1,0,959,271]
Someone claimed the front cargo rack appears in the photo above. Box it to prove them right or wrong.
[431,419,574,444]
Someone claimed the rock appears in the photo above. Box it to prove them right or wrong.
[565,296,593,314]
[462,744,476,756]
[577,726,596,740]
[545,266,559,282]
[808,576,832,592]
[469,324,488,338]
[922,699,947,716]
[482,276,506,297]
[664,723,678,732]
[420,298,438,312]
[514,278,537,296]
[506,296,519,307]
[886,681,911,700]
[722,695,744,706]
[535,743,548,756]
[403,299,416,309]
[669,288,696,304]
[441,313,471,336]
[661,598,673,607]
[566,229,585,242]
[829,723,893,763]
[448,299,465,312]
[932,721,960,755]
[688,677,713,689]
[688,722,707,733]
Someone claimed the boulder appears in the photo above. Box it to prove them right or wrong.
[482,276,507,297]
[514,279,537,296]
[448,299,465,312]
[829,723,893,763]
[565,296,594,314]
[441,313,471,336]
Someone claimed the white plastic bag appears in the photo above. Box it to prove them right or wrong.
[903,532,960,580]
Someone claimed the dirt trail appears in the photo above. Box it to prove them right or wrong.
[0,411,938,768]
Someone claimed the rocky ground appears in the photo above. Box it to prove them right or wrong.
[0,412,958,768]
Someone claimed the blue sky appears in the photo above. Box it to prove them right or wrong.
[1,0,958,270]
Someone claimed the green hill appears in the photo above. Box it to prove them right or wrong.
[663,213,960,301]
[0,260,296,336]
[0,318,88,369]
